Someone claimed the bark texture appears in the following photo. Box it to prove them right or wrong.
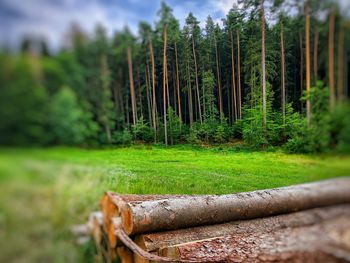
[135,204,350,253]
[101,193,186,247]
[261,0,267,129]
[163,25,168,146]
[127,47,137,126]
[329,12,335,108]
[305,5,311,123]
[121,178,350,235]
[159,216,350,262]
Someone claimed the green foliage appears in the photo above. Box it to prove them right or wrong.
[202,70,218,119]
[242,104,268,148]
[132,116,153,142]
[330,103,350,153]
[242,83,281,148]
[112,129,132,145]
[49,86,98,145]
[284,82,331,153]
[187,117,230,144]
[167,107,185,144]
[0,55,48,146]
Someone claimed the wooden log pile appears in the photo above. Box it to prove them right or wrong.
[75,177,350,262]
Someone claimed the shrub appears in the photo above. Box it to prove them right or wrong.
[330,102,350,153]
[112,129,132,145]
[284,82,331,153]
[132,116,153,142]
[167,107,185,144]
[49,86,98,145]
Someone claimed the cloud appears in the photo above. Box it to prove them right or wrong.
[1,0,348,51]
[0,0,145,50]
[213,0,237,15]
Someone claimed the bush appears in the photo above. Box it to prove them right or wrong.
[214,125,227,143]
[132,116,153,142]
[167,107,185,144]
[330,103,350,153]
[49,86,98,145]
[242,105,268,148]
[284,82,331,153]
[0,55,48,145]
[112,129,132,145]
[187,117,230,144]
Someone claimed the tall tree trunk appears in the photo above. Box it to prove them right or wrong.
[118,68,125,127]
[230,30,237,122]
[100,55,112,143]
[192,35,202,123]
[299,31,304,112]
[305,5,311,124]
[172,62,177,114]
[215,36,223,117]
[137,68,143,119]
[337,26,345,101]
[328,12,335,109]
[281,23,286,126]
[313,29,319,83]
[145,66,152,126]
[149,40,157,142]
[174,40,182,122]
[345,38,348,99]
[163,26,168,146]
[166,62,170,110]
[127,47,137,126]
[237,29,242,119]
[261,1,267,130]
[125,93,130,127]
[187,60,193,127]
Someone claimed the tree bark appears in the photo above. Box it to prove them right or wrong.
[187,60,193,127]
[215,35,223,117]
[120,178,350,235]
[158,216,350,263]
[281,23,286,126]
[149,40,157,142]
[230,30,237,122]
[163,25,168,146]
[101,192,186,248]
[299,31,304,112]
[100,55,112,143]
[313,29,319,83]
[261,0,267,130]
[127,46,137,126]
[337,26,345,101]
[146,66,152,126]
[237,29,242,119]
[305,5,311,123]
[135,204,350,254]
[174,40,182,122]
[192,34,202,123]
[329,12,335,109]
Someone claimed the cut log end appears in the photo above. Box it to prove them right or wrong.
[122,204,134,235]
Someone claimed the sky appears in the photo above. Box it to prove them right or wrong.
[0,0,349,51]
[0,0,237,50]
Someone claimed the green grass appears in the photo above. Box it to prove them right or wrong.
[0,145,349,262]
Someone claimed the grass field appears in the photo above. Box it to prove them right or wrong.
[1,145,350,263]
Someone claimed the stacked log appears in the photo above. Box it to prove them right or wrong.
[77,177,350,262]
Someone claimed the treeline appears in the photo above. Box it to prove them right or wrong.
[0,0,349,152]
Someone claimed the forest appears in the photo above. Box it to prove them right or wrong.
[1,0,349,153]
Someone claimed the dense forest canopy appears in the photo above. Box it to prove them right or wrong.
[1,0,349,153]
